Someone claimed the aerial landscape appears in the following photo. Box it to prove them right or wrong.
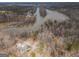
[0,2,79,57]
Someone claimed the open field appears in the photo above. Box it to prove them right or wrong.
[0,2,79,57]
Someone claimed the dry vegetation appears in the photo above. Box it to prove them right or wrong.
[0,8,79,57]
